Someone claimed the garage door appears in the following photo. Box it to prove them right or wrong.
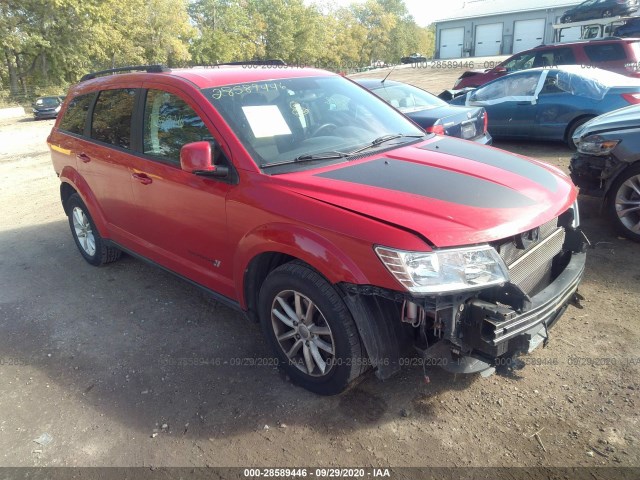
[440,27,464,59]
[513,19,545,53]
[475,23,503,57]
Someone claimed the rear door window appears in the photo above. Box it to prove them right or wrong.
[90,89,137,149]
[58,94,94,135]
[551,48,576,65]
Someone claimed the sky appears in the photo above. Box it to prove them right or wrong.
[305,0,467,26]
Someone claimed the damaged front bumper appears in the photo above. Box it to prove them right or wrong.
[341,227,588,379]
[570,153,627,197]
[452,249,586,372]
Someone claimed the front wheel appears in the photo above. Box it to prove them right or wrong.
[607,164,640,242]
[258,262,366,395]
[602,9,613,18]
[66,193,121,266]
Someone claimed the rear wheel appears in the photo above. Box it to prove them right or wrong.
[258,262,366,395]
[607,164,640,242]
[563,15,572,23]
[66,193,121,266]
[602,9,613,18]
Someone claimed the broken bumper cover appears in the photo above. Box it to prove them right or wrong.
[450,251,586,372]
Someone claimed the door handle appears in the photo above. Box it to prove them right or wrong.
[132,173,153,185]
[77,153,91,163]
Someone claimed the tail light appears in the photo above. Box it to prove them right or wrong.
[622,93,640,104]
[483,112,488,133]
[426,124,445,135]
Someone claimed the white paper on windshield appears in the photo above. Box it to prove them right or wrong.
[242,105,292,138]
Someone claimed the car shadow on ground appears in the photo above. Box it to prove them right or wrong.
[0,220,482,441]
[0,197,636,441]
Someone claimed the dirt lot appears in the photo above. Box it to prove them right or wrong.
[0,65,639,475]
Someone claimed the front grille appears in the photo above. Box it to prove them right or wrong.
[497,217,565,295]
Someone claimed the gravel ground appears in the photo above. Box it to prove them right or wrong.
[0,65,638,476]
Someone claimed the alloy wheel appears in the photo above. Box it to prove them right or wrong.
[270,290,336,377]
[615,173,640,235]
[72,206,96,256]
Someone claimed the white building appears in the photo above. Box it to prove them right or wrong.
[435,0,583,59]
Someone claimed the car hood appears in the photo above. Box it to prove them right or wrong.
[279,136,576,247]
[579,104,640,134]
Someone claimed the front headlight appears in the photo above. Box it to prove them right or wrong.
[32,108,38,113]
[375,245,509,294]
[577,135,620,156]
[55,105,61,113]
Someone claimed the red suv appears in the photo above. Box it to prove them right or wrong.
[454,38,640,89]
[48,65,587,394]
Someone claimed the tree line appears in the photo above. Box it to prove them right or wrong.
[0,0,434,105]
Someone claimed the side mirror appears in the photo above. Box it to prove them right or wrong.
[180,141,229,178]
[494,66,507,73]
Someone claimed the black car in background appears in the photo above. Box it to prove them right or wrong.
[400,53,427,64]
[355,78,492,144]
[571,104,640,241]
[32,96,63,120]
[561,0,639,23]
[614,16,640,35]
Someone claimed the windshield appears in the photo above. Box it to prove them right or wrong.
[470,71,542,103]
[35,97,60,107]
[202,76,424,169]
[371,83,446,112]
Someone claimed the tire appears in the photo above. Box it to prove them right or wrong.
[607,163,640,242]
[258,261,366,395]
[602,9,613,18]
[66,193,121,266]
[566,116,594,150]
[563,15,572,23]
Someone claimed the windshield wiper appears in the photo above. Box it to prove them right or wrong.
[347,134,425,156]
[262,151,348,169]
[294,151,349,161]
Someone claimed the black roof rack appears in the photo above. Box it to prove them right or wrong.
[80,65,170,82]
[218,59,286,66]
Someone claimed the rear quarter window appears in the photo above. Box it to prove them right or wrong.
[584,43,627,62]
[58,94,94,135]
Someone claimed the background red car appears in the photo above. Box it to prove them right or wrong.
[454,38,640,89]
